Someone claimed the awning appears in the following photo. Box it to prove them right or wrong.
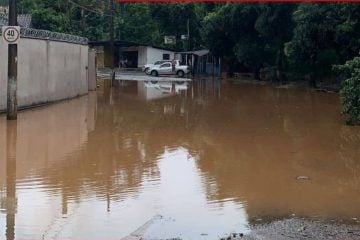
[175,49,210,57]
[192,49,209,57]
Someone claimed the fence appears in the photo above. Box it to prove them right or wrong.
[0,24,88,45]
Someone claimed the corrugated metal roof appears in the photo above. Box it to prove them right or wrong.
[89,40,175,51]
[192,49,209,56]
[175,49,210,56]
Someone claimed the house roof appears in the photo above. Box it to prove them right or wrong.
[176,49,210,57]
[193,49,210,56]
[0,13,32,28]
[88,40,176,52]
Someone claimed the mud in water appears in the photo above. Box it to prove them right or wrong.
[0,79,360,239]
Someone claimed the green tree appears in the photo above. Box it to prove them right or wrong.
[203,3,294,79]
[287,3,360,87]
[335,57,360,125]
[115,3,160,45]
[202,4,243,76]
[149,3,202,50]
[255,3,295,81]
[18,0,109,40]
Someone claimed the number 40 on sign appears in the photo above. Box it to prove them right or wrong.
[2,26,20,45]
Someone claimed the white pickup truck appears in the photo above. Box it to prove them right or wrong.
[147,60,190,78]
[142,60,170,73]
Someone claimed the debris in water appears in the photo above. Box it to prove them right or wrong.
[297,226,306,232]
[296,176,311,181]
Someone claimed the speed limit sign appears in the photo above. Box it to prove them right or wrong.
[2,26,20,44]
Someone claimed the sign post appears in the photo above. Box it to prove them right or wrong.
[109,0,115,88]
[164,36,176,45]
[2,26,20,44]
[5,0,18,120]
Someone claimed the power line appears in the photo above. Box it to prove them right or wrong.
[68,0,112,17]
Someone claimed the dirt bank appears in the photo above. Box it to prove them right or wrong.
[241,218,360,240]
[122,218,360,240]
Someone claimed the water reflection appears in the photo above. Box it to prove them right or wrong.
[0,80,360,239]
[138,81,189,100]
[3,122,17,240]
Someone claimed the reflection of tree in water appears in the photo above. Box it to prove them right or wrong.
[187,85,360,221]
[29,80,360,222]
[338,126,360,189]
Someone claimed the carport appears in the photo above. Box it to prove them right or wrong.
[89,40,176,69]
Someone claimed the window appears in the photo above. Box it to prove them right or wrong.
[163,54,170,60]
[161,63,171,68]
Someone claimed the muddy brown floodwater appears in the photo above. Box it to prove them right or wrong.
[0,79,360,240]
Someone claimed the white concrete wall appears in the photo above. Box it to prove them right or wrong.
[88,49,97,91]
[0,116,5,188]
[0,40,8,111]
[146,47,175,66]
[119,46,175,68]
[136,46,147,68]
[0,38,89,112]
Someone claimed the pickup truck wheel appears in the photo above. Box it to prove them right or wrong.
[151,70,158,77]
[177,70,185,78]
[144,67,150,74]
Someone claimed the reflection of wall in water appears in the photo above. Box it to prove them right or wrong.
[0,94,97,189]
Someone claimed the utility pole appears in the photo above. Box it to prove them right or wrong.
[7,0,18,120]
[109,0,115,87]
[187,18,190,51]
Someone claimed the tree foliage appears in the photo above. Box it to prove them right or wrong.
[335,57,360,124]
[287,3,360,86]
[18,0,109,39]
[202,3,294,80]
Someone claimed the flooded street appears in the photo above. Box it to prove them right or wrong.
[1,79,360,239]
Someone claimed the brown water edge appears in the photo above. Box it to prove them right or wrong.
[0,79,360,239]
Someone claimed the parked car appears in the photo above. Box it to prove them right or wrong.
[142,60,170,73]
[144,81,189,94]
[147,61,190,78]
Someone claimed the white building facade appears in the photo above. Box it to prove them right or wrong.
[120,45,175,68]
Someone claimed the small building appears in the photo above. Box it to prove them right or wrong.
[175,50,221,77]
[89,41,222,76]
[89,40,176,69]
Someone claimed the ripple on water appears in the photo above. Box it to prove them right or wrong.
[1,82,360,239]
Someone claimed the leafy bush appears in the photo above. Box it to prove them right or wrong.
[260,66,277,81]
[335,57,360,125]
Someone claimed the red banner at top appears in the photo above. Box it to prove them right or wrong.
[116,0,360,2]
